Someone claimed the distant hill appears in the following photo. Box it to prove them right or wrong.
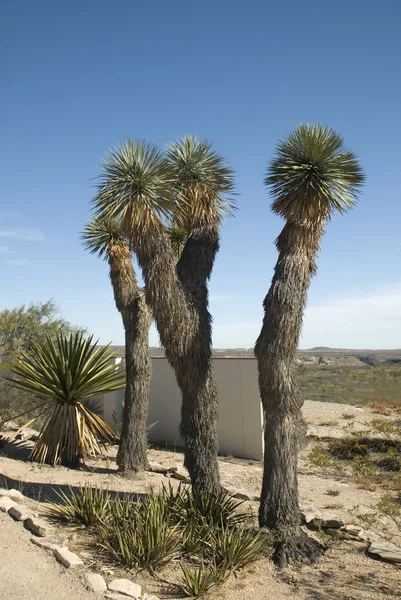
[109,345,401,366]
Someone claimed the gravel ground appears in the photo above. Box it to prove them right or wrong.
[0,511,96,600]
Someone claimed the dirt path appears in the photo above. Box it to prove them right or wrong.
[0,511,96,600]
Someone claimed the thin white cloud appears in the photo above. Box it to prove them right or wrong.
[210,283,401,349]
[0,228,46,241]
[6,259,30,266]
[301,283,401,348]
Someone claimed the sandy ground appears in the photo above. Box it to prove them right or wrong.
[1,400,400,599]
[0,510,97,600]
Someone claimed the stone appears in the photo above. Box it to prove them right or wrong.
[172,467,190,483]
[8,504,36,521]
[149,462,177,474]
[25,517,51,537]
[341,524,364,537]
[0,496,17,513]
[84,573,107,593]
[108,578,142,599]
[105,594,135,600]
[0,488,25,501]
[320,513,345,529]
[367,540,401,564]
[300,504,322,525]
[221,486,258,501]
[54,546,84,568]
[142,595,160,600]
[30,534,68,551]
[19,428,40,441]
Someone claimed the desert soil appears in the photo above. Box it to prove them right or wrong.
[1,400,400,599]
[0,510,98,600]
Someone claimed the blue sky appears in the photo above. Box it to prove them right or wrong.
[1,0,400,349]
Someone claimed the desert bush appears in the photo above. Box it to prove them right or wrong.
[328,438,368,460]
[376,451,401,472]
[306,444,344,472]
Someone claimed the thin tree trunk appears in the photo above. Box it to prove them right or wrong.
[175,226,220,494]
[255,221,325,566]
[116,292,152,475]
[132,227,221,494]
[108,245,152,476]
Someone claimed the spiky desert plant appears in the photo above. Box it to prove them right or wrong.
[82,215,152,475]
[6,332,123,466]
[93,136,235,494]
[255,123,364,566]
[48,485,112,525]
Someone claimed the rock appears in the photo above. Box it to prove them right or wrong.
[84,573,107,593]
[172,467,190,483]
[0,497,17,513]
[341,524,364,537]
[149,462,177,474]
[0,488,25,501]
[142,595,160,600]
[108,578,141,599]
[319,512,345,529]
[8,504,36,521]
[17,428,40,441]
[221,487,260,502]
[300,502,322,525]
[105,594,135,600]
[367,540,401,563]
[25,517,51,537]
[30,534,68,551]
[54,546,84,568]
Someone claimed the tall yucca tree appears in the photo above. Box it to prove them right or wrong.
[93,137,235,494]
[82,215,152,475]
[255,124,365,566]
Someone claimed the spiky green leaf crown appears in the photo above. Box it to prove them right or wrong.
[165,135,235,226]
[93,140,176,240]
[266,124,365,222]
[82,215,127,260]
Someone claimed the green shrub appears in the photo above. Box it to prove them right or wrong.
[48,486,112,525]
[181,561,221,598]
[328,438,368,460]
[97,495,179,569]
[212,526,265,573]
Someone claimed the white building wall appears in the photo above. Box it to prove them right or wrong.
[101,357,263,461]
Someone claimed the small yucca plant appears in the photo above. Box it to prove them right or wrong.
[181,561,221,598]
[212,526,265,573]
[98,493,180,569]
[48,486,112,525]
[187,489,250,528]
[6,332,123,466]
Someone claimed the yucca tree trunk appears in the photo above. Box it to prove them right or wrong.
[133,229,220,494]
[117,293,152,475]
[108,245,152,475]
[175,226,220,494]
[255,221,325,566]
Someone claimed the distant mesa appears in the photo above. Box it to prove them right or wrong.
[307,347,333,351]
